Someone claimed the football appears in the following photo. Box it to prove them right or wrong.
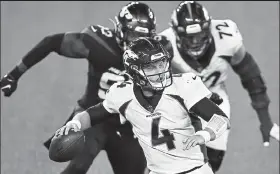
[49,129,85,162]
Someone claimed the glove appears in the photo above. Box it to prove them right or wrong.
[0,74,18,97]
[210,92,223,105]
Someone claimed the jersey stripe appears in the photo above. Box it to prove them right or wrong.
[119,99,132,118]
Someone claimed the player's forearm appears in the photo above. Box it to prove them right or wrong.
[232,51,273,127]
[8,33,64,80]
[195,115,229,143]
[86,103,112,126]
[190,97,230,141]
[71,103,111,130]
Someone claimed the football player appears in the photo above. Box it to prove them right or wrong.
[160,1,279,173]
[55,37,230,174]
[0,2,169,174]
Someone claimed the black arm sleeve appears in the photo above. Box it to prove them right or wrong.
[231,52,270,108]
[8,34,64,80]
[86,103,112,126]
[22,33,65,69]
[190,97,228,121]
[231,51,272,127]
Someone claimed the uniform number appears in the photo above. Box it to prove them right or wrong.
[98,68,125,99]
[201,71,221,88]
[215,22,233,39]
[91,25,113,38]
[151,117,175,150]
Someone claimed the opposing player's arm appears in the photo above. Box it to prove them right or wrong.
[181,73,230,141]
[5,31,90,80]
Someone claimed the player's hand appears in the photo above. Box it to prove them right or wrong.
[53,121,81,139]
[0,74,18,97]
[261,123,279,147]
[182,135,206,150]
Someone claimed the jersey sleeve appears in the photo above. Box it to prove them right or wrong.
[212,19,244,56]
[102,81,132,114]
[180,73,212,110]
[226,19,244,54]
[102,83,121,114]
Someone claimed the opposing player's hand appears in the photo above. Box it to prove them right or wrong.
[261,123,279,147]
[210,92,223,105]
[0,74,18,97]
[182,135,206,150]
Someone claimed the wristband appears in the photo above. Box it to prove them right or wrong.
[195,130,211,143]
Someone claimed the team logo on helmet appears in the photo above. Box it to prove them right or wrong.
[123,50,138,66]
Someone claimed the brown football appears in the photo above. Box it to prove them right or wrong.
[49,129,85,162]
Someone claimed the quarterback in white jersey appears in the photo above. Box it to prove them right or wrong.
[160,1,279,173]
[55,37,230,174]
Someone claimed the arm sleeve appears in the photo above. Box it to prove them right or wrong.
[86,103,112,126]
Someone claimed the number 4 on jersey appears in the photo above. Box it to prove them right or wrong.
[151,117,175,150]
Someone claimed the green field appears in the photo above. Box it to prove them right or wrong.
[1,1,279,174]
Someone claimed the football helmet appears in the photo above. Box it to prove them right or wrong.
[171,1,212,59]
[123,37,172,90]
[114,2,157,50]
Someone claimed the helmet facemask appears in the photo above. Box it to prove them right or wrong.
[171,1,213,60]
[176,22,212,59]
[123,42,173,91]
[139,57,172,91]
[116,22,156,50]
[114,2,157,50]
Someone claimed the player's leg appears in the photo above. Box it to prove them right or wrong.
[206,147,225,173]
[105,119,147,174]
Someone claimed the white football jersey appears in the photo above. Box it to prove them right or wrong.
[103,73,212,174]
[160,19,243,90]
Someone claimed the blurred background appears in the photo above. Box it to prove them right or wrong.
[1,1,279,174]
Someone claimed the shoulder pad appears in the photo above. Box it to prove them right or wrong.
[212,19,243,43]
[105,81,133,101]
[181,72,200,82]
[211,19,244,55]
[172,72,199,85]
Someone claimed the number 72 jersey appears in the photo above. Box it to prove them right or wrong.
[103,73,212,173]
[161,19,243,89]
